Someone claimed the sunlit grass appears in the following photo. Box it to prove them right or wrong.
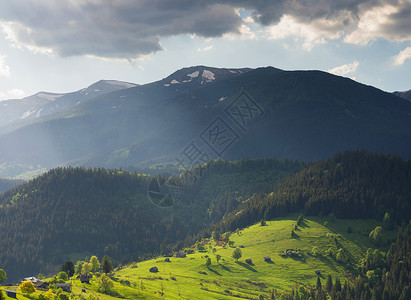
[2,215,395,299]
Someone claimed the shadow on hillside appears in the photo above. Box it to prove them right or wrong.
[316,255,338,272]
[236,261,258,272]
[298,220,309,228]
[207,267,221,276]
[218,263,232,272]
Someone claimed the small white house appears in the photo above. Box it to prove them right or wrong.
[23,276,39,283]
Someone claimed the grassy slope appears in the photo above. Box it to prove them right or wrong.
[111,215,393,299]
[1,215,394,300]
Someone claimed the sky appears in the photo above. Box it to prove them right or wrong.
[0,0,410,100]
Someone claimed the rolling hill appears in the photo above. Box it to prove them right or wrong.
[0,157,302,282]
[0,151,409,283]
[1,215,401,299]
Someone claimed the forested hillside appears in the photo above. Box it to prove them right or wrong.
[216,151,411,233]
[0,158,302,281]
[283,225,410,300]
[1,151,409,283]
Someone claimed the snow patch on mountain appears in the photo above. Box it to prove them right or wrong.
[187,71,199,78]
[104,80,136,89]
[202,70,215,81]
[37,93,64,101]
[36,108,43,117]
[21,109,37,119]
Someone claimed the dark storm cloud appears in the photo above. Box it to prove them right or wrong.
[0,0,410,59]
[380,1,411,40]
[0,0,242,59]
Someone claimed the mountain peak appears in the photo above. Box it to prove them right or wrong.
[34,92,65,102]
[161,66,253,87]
[81,80,137,94]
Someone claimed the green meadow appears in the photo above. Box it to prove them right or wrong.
[2,215,393,300]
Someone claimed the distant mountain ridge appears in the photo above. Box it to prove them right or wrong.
[0,178,24,193]
[394,89,411,101]
[0,80,137,129]
[0,66,410,178]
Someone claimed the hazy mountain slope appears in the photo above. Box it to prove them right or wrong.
[0,67,252,177]
[0,178,24,193]
[0,92,60,128]
[0,66,410,179]
[0,80,137,134]
[394,89,411,101]
[120,67,411,165]
[24,80,138,120]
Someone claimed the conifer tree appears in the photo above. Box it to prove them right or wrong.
[325,274,333,293]
[316,277,322,290]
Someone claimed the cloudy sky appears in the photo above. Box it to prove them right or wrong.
[0,0,410,100]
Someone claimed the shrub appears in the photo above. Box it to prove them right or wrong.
[19,281,35,294]
[369,226,383,245]
[57,271,68,281]
[206,257,211,268]
[232,248,242,261]
[58,293,69,300]
[98,274,114,294]
[336,249,348,263]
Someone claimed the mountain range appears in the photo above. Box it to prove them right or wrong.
[0,66,410,179]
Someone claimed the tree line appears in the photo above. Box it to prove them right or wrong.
[0,159,301,281]
[211,150,410,233]
[281,225,410,299]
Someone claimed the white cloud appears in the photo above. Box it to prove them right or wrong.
[0,89,26,101]
[197,45,214,52]
[327,61,359,79]
[394,47,411,65]
[223,24,257,40]
[266,15,344,51]
[1,21,54,55]
[344,4,400,45]
[0,55,11,77]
